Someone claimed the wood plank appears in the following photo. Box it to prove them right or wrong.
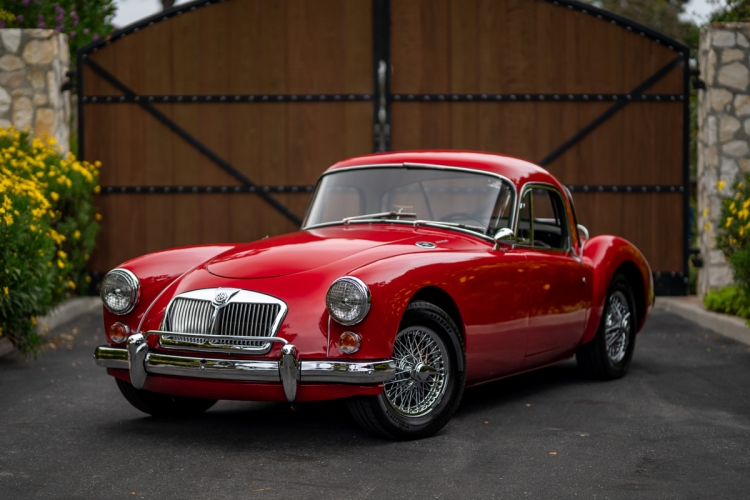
[573,193,682,272]
[450,0,478,94]
[390,0,450,94]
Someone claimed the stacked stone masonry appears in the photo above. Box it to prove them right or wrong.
[698,24,750,297]
[0,29,70,153]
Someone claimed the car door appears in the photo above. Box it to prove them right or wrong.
[516,185,588,362]
[454,178,530,381]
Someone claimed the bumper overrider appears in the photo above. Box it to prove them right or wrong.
[94,331,397,402]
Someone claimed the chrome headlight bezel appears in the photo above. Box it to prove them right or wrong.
[325,276,371,326]
[100,268,141,315]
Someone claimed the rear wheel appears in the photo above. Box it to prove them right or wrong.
[348,301,465,440]
[116,378,217,417]
[576,274,637,379]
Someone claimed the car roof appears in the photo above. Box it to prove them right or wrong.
[327,150,562,191]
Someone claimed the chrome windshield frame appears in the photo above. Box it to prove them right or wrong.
[301,163,518,241]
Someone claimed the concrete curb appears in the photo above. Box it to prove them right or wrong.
[0,337,13,358]
[655,296,750,346]
[35,297,101,335]
[0,296,101,359]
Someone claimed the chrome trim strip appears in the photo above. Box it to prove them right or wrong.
[94,345,129,369]
[93,344,396,390]
[326,315,331,357]
[153,331,289,353]
[301,360,397,383]
[146,353,281,382]
[302,162,518,237]
[316,163,403,177]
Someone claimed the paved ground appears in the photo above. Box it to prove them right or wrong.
[1,309,749,499]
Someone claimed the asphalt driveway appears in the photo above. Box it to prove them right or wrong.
[1,309,749,499]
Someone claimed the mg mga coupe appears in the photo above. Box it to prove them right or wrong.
[94,151,653,440]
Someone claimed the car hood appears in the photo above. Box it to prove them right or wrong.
[206,226,420,279]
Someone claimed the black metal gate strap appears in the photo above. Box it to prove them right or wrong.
[82,56,303,227]
[538,55,684,167]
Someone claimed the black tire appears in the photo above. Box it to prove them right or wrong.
[115,378,217,417]
[348,301,466,440]
[576,274,637,380]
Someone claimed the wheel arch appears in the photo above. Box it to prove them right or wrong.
[408,286,466,374]
[581,235,653,344]
[615,261,647,333]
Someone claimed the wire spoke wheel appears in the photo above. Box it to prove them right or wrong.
[384,326,450,417]
[347,301,464,439]
[604,290,631,363]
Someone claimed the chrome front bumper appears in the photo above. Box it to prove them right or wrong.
[94,332,396,402]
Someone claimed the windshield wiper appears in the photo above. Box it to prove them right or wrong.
[343,211,418,223]
[340,212,486,234]
[414,220,487,233]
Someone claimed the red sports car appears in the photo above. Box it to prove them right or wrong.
[94,151,653,439]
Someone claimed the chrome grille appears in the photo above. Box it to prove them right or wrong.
[168,298,214,334]
[165,297,282,349]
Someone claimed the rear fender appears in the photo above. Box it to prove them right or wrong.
[581,236,653,345]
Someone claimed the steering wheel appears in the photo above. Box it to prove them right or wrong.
[439,212,486,226]
[533,240,552,249]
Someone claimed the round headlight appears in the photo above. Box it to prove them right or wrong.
[100,268,140,315]
[326,277,371,326]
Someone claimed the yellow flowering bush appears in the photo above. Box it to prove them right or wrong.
[0,127,100,355]
[705,173,750,323]
[716,173,750,288]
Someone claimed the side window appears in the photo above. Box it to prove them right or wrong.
[517,186,570,250]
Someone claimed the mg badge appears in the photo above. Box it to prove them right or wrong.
[212,288,238,309]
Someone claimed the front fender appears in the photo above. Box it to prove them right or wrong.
[581,236,653,345]
[102,244,238,339]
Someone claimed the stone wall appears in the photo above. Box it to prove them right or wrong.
[697,24,750,297]
[0,29,69,153]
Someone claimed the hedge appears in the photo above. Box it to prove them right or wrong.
[0,128,100,355]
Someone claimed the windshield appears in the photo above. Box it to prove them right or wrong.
[303,167,515,235]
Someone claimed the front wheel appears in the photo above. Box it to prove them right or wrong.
[116,378,217,417]
[576,274,637,379]
[348,301,466,440]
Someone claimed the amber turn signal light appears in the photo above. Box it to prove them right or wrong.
[338,331,361,354]
[108,322,130,344]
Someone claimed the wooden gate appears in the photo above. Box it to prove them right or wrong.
[79,0,689,294]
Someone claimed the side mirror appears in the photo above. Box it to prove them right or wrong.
[577,224,589,241]
[494,228,516,249]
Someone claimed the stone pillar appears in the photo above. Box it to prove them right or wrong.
[697,24,750,297]
[0,29,70,154]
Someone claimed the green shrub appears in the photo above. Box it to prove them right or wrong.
[0,128,100,355]
[710,0,750,23]
[704,285,750,323]
[0,1,116,60]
